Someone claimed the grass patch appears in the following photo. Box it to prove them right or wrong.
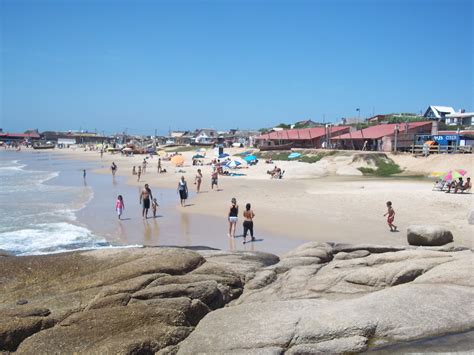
[255,150,337,163]
[165,146,200,153]
[357,155,403,176]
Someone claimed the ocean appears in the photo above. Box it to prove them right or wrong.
[0,150,304,256]
[0,151,110,255]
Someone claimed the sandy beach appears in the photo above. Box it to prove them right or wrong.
[43,147,473,249]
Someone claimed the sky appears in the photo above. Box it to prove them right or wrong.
[1,0,472,135]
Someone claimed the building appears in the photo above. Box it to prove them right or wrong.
[0,131,41,144]
[193,129,218,144]
[255,126,351,149]
[331,122,433,152]
[445,111,474,126]
[293,119,319,128]
[423,106,456,121]
[41,131,111,146]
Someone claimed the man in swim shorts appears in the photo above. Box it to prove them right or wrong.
[140,183,153,219]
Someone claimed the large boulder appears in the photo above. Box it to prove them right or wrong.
[0,247,278,353]
[177,243,474,353]
[407,225,454,246]
[468,209,474,225]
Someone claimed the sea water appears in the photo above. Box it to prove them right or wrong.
[0,152,110,255]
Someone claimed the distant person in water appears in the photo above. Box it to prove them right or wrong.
[111,162,117,177]
[115,195,125,220]
[140,184,153,219]
[384,201,397,232]
[83,169,86,180]
[194,169,203,193]
[242,203,255,243]
[228,197,239,238]
[137,166,142,182]
[152,198,158,218]
[177,176,188,207]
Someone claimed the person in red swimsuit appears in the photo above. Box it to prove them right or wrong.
[384,201,397,232]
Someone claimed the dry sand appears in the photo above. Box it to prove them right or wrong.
[50,147,474,248]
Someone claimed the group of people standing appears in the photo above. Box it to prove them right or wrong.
[227,197,256,243]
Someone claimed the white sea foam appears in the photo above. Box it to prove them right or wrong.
[0,158,104,255]
[0,222,111,256]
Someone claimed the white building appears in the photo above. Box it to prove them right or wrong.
[423,106,473,126]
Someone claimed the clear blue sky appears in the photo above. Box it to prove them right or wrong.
[1,0,472,135]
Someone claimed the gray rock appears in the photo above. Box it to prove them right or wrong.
[407,225,454,246]
[469,209,474,225]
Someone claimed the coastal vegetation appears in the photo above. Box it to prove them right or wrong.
[355,154,403,176]
[256,150,339,163]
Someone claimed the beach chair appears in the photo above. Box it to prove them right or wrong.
[432,180,446,191]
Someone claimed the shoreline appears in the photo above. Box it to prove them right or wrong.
[14,147,474,249]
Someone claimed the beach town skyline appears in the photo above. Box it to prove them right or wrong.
[2,0,472,133]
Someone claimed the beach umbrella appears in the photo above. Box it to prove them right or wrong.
[192,154,205,159]
[288,152,302,159]
[443,169,467,181]
[429,171,446,177]
[226,160,242,169]
[243,155,257,162]
[171,155,185,166]
[218,153,229,159]
[240,151,253,156]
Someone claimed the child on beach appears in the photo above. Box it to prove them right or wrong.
[116,195,125,220]
[152,198,158,218]
[137,166,142,182]
[384,201,397,232]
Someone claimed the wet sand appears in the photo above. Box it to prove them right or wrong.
[28,148,474,249]
[76,170,305,255]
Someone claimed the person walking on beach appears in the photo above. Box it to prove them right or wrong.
[157,158,162,173]
[384,201,397,232]
[228,198,239,238]
[142,159,147,174]
[140,184,153,219]
[211,169,219,190]
[242,203,255,244]
[132,166,137,175]
[111,162,117,177]
[137,166,142,182]
[152,198,158,218]
[194,169,203,193]
[177,176,189,207]
[116,195,125,220]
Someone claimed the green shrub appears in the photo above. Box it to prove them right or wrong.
[357,156,403,176]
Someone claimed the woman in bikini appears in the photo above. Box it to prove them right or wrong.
[228,197,238,238]
[194,169,203,193]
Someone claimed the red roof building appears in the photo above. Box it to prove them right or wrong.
[331,122,433,152]
[0,132,41,141]
[256,126,351,149]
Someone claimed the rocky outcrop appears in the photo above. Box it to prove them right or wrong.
[177,242,474,353]
[2,243,472,353]
[407,225,454,246]
[0,247,277,353]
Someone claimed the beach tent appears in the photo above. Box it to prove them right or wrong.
[226,160,242,169]
[192,154,205,159]
[288,152,302,159]
[171,155,185,166]
[243,155,257,162]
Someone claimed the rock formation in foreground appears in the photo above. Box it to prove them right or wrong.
[1,243,472,353]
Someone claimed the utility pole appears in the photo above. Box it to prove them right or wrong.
[394,125,399,152]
